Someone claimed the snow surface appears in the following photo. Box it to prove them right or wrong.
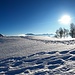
[0,36,75,75]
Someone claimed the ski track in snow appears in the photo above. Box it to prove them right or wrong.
[0,36,75,75]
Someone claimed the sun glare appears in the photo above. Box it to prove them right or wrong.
[58,15,71,25]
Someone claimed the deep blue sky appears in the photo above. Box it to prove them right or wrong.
[0,0,75,35]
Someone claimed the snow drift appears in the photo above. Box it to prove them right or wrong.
[0,36,75,75]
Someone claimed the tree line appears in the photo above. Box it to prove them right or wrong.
[55,23,75,38]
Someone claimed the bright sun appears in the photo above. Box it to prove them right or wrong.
[58,15,71,25]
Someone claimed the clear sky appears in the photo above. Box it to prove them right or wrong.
[0,0,75,35]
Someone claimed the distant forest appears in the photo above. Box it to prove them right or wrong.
[55,23,75,38]
[1,23,75,38]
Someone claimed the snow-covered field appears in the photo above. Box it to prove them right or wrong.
[0,36,75,75]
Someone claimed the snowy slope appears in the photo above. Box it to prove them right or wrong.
[0,36,75,75]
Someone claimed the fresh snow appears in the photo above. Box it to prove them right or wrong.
[0,36,75,75]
